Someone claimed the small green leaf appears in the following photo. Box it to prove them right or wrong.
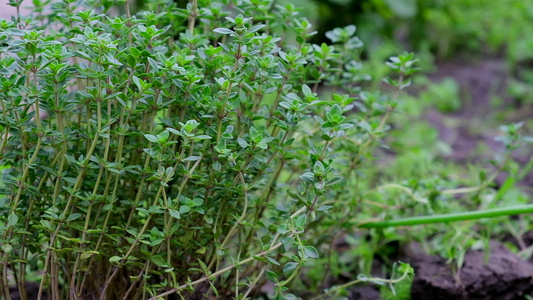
[40,220,53,231]
[179,205,191,214]
[192,135,211,140]
[184,156,201,161]
[313,161,325,173]
[237,137,249,148]
[299,172,314,183]
[7,213,18,226]
[257,142,268,149]
[266,256,280,266]
[326,176,343,186]
[266,270,279,282]
[294,214,306,228]
[80,251,99,260]
[109,256,122,263]
[281,237,294,251]
[397,262,414,275]
[144,134,159,143]
[248,24,266,33]
[357,274,369,282]
[250,127,262,142]
[67,213,82,222]
[302,246,319,259]
[2,244,13,253]
[277,224,289,234]
[213,28,234,34]
[253,255,267,263]
[284,294,297,300]
[209,281,219,297]
[169,209,181,219]
[150,255,168,267]
[283,262,298,274]
[317,205,333,212]
[197,259,209,274]
[150,238,164,246]
[132,75,142,91]
[192,198,203,206]
[302,84,312,96]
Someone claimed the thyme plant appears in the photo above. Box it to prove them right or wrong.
[0,0,418,299]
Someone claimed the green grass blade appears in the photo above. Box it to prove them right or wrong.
[360,204,533,228]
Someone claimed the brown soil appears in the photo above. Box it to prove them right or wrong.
[410,241,533,300]
[9,281,46,300]
[343,237,533,300]
[425,58,507,163]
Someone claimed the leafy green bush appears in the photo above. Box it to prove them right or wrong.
[0,0,420,299]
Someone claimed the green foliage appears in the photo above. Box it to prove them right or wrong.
[0,0,420,299]
[2,1,532,300]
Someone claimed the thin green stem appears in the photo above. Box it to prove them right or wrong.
[38,97,102,300]
[70,93,113,298]
[311,264,412,300]
[99,185,165,300]
[359,204,533,228]
[188,0,198,33]
[277,265,301,288]
[2,70,45,300]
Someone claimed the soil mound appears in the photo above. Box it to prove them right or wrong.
[410,241,533,300]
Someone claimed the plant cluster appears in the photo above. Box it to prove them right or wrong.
[2,0,533,300]
[0,0,419,299]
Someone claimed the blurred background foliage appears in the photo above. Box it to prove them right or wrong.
[281,0,533,63]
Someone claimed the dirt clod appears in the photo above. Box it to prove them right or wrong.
[410,241,533,300]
